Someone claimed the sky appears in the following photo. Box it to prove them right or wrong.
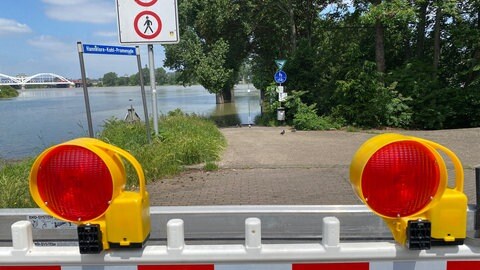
[0,0,166,80]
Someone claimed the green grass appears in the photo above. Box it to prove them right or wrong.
[0,110,226,208]
[99,109,226,187]
[0,159,36,208]
[203,161,219,171]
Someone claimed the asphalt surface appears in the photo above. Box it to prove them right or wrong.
[146,126,480,206]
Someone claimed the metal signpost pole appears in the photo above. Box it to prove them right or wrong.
[76,42,94,138]
[136,46,151,143]
[148,44,159,135]
[116,0,180,136]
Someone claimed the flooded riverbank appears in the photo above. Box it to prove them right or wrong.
[0,84,260,159]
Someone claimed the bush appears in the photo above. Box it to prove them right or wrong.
[285,90,343,130]
[255,83,283,126]
[256,84,344,130]
[99,110,226,187]
[0,85,19,98]
[387,60,450,129]
[292,102,343,130]
[332,61,412,129]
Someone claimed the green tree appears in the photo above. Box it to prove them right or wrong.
[0,85,19,98]
[157,0,480,129]
[359,0,415,73]
[117,74,129,86]
[155,67,168,85]
[128,65,149,86]
[102,72,118,86]
[164,0,252,103]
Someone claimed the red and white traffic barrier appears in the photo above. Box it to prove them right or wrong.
[2,218,480,269]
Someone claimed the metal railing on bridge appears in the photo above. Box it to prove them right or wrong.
[0,73,75,88]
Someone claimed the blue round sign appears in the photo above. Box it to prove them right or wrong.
[274,70,287,84]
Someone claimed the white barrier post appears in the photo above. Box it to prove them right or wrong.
[167,219,185,251]
[11,221,33,254]
[322,217,340,248]
[245,217,262,250]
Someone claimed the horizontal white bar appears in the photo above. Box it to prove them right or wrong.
[0,205,476,244]
[0,242,479,265]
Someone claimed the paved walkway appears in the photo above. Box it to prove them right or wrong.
[147,126,480,206]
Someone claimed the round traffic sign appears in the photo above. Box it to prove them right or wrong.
[274,70,287,84]
[135,0,158,7]
[134,11,162,40]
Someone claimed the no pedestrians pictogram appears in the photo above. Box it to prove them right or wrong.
[117,0,179,44]
[134,11,162,39]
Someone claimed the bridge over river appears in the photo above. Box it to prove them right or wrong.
[0,73,75,89]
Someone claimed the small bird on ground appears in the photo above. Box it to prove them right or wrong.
[280,129,285,135]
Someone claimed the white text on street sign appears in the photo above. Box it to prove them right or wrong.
[82,44,136,56]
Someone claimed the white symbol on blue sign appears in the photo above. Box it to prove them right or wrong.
[274,70,287,84]
[83,44,136,56]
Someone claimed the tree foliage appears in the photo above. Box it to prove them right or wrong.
[0,85,19,98]
[101,68,179,86]
[164,0,252,103]
[164,0,480,129]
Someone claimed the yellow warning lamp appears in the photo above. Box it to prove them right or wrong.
[29,138,150,254]
[350,133,467,249]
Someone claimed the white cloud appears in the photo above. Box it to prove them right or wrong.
[0,18,32,35]
[28,35,71,51]
[25,35,79,77]
[43,0,116,24]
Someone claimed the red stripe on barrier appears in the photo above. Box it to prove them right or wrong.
[293,262,369,270]
[0,267,61,270]
[447,261,480,270]
[138,265,214,270]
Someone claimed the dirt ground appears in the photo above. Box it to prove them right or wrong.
[146,126,480,206]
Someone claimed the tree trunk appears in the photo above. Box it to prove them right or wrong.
[289,2,297,53]
[216,87,233,104]
[416,1,428,59]
[372,0,386,74]
[433,6,442,74]
[216,93,225,104]
[375,21,386,73]
[466,7,480,86]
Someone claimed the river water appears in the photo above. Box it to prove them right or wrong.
[0,84,260,159]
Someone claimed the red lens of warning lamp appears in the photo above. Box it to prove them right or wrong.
[350,133,467,249]
[36,145,114,222]
[30,138,150,254]
[361,141,441,218]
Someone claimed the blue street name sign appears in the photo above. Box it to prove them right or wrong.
[274,70,287,84]
[83,44,136,56]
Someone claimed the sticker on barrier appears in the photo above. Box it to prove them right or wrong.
[27,215,76,230]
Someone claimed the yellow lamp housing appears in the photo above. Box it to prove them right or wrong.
[29,138,151,254]
[350,133,467,249]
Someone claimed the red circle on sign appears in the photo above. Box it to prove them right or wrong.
[135,0,157,7]
[134,11,162,40]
